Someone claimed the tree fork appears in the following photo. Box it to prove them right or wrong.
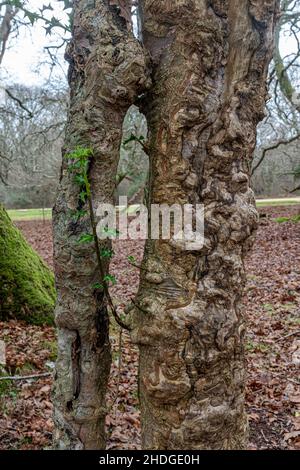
[52,0,150,449]
[131,0,280,450]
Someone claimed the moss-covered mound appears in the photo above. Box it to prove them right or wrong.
[0,205,56,325]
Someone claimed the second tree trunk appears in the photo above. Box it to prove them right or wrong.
[131,0,279,450]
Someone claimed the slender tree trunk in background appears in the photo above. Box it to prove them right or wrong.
[274,1,300,112]
[131,0,279,450]
[0,5,16,65]
[53,0,149,449]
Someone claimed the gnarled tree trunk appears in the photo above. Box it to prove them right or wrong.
[131,0,279,450]
[52,0,149,449]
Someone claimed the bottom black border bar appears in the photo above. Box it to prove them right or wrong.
[0,450,298,468]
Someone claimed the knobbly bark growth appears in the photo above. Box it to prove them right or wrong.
[130,0,279,450]
[52,0,150,450]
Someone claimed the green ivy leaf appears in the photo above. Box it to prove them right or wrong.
[79,191,87,202]
[10,1,24,7]
[102,227,120,238]
[103,274,117,286]
[40,3,54,14]
[73,161,82,169]
[58,0,73,11]
[92,282,103,290]
[123,134,145,147]
[74,174,85,185]
[78,233,94,244]
[100,249,114,259]
[44,24,53,35]
[66,146,94,161]
[24,10,39,25]
[128,255,136,264]
[71,209,87,222]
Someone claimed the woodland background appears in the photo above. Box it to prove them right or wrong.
[0,0,299,451]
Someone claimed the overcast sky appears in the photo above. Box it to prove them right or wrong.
[1,0,69,86]
[0,0,298,88]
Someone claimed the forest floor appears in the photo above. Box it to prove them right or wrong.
[0,205,299,450]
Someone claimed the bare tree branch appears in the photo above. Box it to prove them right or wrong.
[252,133,300,175]
[4,88,33,117]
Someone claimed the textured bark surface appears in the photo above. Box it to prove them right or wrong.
[52,0,150,449]
[130,0,280,450]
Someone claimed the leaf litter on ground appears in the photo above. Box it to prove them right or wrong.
[0,205,299,450]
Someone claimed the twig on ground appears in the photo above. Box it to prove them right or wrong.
[279,329,300,342]
[0,372,52,381]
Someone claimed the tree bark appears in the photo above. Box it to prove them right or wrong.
[52,0,150,449]
[131,0,279,450]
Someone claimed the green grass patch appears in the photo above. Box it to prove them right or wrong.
[263,303,275,313]
[246,341,270,353]
[7,209,52,221]
[274,215,300,224]
[256,198,300,207]
[6,201,300,219]
[0,375,19,400]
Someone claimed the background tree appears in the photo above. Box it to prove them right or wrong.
[252,0,300,195]
[117,105,148,204]
[0,82,68,207]
[0,1,69,326]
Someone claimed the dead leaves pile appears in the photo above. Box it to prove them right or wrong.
[0,321,55,449]
[0,206,298,450]
[244,205,300,449]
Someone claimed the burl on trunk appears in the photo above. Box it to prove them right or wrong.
[130,0,279,450]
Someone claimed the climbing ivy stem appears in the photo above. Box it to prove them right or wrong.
[86,177,131,331]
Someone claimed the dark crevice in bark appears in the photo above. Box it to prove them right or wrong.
[66,400,73,412]
[108,8,128,31]
[72,330,81,401]
[95,294,110,349]
[106,0,133,32]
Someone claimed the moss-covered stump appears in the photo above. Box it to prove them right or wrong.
[0,205,56,325]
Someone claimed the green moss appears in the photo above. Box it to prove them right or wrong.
[0,374,18,400]
[0,205,56,325]
[42,339,58,361]
[263,303,274,313]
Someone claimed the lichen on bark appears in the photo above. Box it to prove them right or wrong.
[0,205,55,325]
